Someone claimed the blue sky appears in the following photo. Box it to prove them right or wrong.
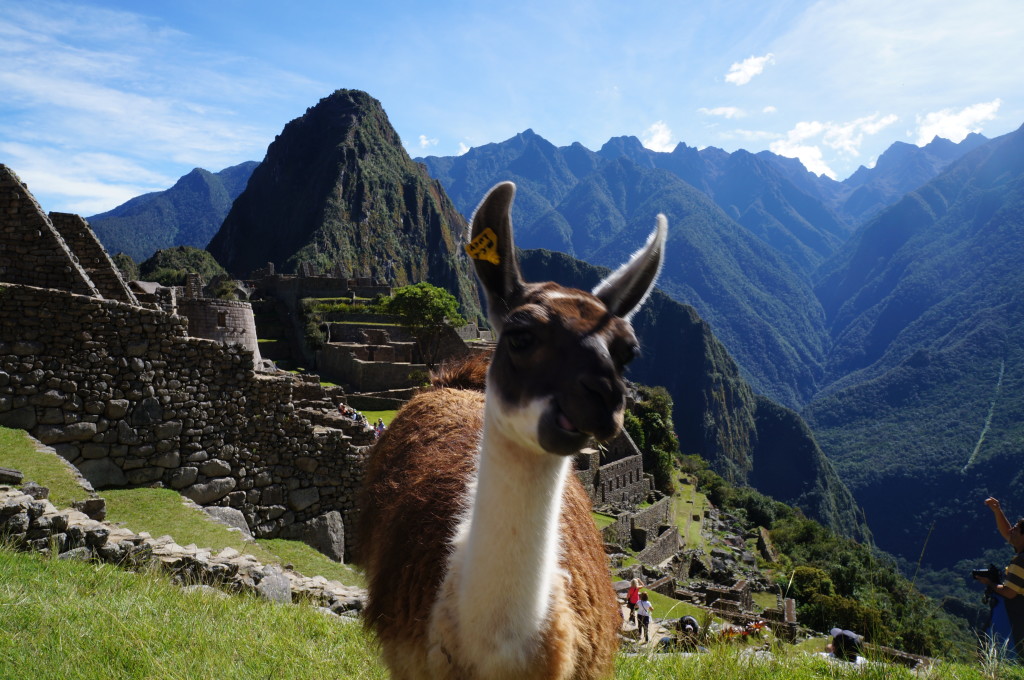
[2,0,1022,215]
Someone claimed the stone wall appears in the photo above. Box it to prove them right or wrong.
[177,298,263,363]
[636,526,681,566]
[0,282,373,557]
[0,165,97,297]
[0,484,366,614]
[595,453,650,505]
[601,496,673,558]
[316,344,428,392]
[251,274,391,308]
[49,212,138,305]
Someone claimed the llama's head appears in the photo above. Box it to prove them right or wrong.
[465,182,666,456]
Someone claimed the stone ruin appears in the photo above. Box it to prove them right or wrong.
[0,163,375,560]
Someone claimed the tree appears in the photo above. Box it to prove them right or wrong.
[384,282,466,368]
[626,385,681,494]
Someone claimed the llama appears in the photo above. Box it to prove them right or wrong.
[357,181,667,680]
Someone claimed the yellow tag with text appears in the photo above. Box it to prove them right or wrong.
[465,227,501,265]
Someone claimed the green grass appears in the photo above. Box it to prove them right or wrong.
[360,410,398,426]
[752,591,779,612]
[593,511,617,530]
[613,641,1014,679]
[257,538,364,587]
[3,545,1012,680]
[673,480,710,550]
[643,590,705,621]
[0,547,385,680]
[0,427,363,587]
[0,427,90,508]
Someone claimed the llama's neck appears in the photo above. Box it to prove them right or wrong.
[452,397,571,664]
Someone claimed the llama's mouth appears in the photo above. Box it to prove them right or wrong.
[557,411,578,432]
[538,404,589,455]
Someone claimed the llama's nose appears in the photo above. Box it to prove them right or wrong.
[580,373,623,413]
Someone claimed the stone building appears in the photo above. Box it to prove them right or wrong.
[0,164,373,559]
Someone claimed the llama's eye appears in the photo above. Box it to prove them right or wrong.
[505,331,535,352]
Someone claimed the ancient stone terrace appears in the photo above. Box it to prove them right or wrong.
[0,164,374,559]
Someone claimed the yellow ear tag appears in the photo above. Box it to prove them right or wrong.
[465,227,501,265]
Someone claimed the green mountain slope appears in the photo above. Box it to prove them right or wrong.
[207,89,481,322]
[423,135,831,408]
[804,124,1024,567]
[87,162,257,261]
[518,249,868,541]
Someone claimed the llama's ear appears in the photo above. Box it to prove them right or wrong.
[592,214,667,320]
[466,182,524,327]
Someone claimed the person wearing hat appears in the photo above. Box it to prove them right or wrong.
[974,497,1024,657]
[827,628,864,662]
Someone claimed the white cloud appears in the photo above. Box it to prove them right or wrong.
[418,135,439,149]
[722,129,781,142]
[725,53,775,86]
[0,2,318,213]
[768,113,900,178]
[769,140,834,178]
[457,142,471,156]
[0,142,174,215]
[762,106,777,114]
[697,106,745,119]
[822,113,899,155]
[640,121,675,152]
[915,99,1002,144]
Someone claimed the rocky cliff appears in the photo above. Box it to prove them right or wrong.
[208,90,481,322]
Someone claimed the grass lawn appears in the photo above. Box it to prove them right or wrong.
[0,547,385,680]
[0,427,92,507]
[593,511,617,530]
[0,426,363,587]
[673,480,710,550]
[6,546,1004,680]
[360,409,398,426]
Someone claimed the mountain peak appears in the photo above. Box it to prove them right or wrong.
[206,90,481,320]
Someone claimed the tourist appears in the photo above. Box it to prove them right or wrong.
[636,592,654,643]
[626,578,644,624]
[974,497,1024,658]
[825,628,865,663]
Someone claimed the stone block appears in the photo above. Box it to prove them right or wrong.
[0,466,24,485]
[53,444,79,462]
[77,441,109,460]
[205,506,252,538]
[150,451,180,468]
[31,390,66,407]
[0,406,37,430]
[184,477,236,504]
[295,456,318,473]
[169,467,198,489]
[126,467,163,485]
[256,565,291,604]
[105,399,130,419]
[200,459,232,476]
[282,510,345,562]
[117,420,141,445]
[35,421,97,444]
[154,420,182,439]
[288,486,319,512]
[78,458,127,488]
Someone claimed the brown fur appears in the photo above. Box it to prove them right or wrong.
[430,353,491,392]
[356,386,620,679]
